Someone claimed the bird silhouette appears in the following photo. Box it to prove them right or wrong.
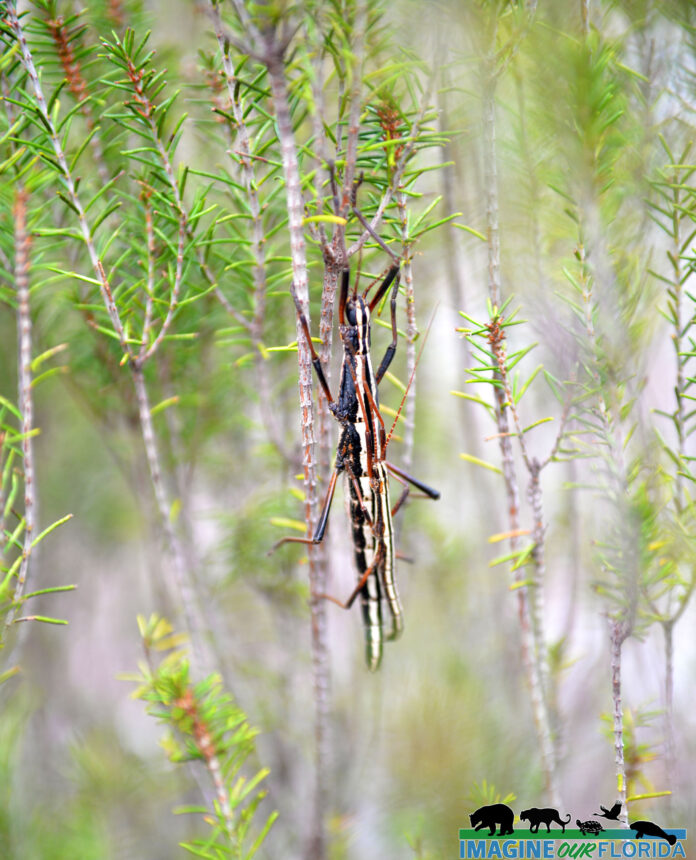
[595,803,622,821]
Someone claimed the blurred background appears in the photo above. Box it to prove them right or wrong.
[1,0,695,858]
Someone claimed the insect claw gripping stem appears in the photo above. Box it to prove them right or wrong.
[276,246,438,668]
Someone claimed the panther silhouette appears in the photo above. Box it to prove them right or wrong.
[469,804,515,836]
[520,807,571,833]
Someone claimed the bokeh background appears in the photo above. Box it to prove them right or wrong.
[1,1,695,858]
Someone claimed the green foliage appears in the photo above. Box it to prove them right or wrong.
[601,706,663,799]
[129,614,277,859]
[466,780,516,810]
[2,0,696,853]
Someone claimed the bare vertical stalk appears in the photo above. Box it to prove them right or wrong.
[262,36,327,860]
[437,67,467,310]
[581,0,591,36]
[666,155,692,512]
[527,462,549,699]
[209,4,289,459]
[481,32,558,795]
[486,318,558,804]
[8,2,211,673]
[397,192,417,469]
[339,0,367,211]
[662,163,689,792]
[663,620,675,787]
[482,79,502,312]
[131,367,209,673]
[5,188,35,631]
[610,618,629,827]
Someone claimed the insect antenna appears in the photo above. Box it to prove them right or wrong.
[353,206,400,269]
[386,305,437,448]
[353,245,362,297]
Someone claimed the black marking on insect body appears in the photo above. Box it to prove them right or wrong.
[274,257,439,670]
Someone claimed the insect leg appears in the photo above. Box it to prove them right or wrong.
[295,309,334,405]
[362,379,388,455]
[270,466,340,552]
[387,468,410,518]
[353,205,399,265]
[385,460,440,500]
[319,542,385,610]
[374,267,401,384]
[338,267,349,325]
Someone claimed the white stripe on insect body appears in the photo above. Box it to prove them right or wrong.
[373,462,402,639]
[274,260,440,670]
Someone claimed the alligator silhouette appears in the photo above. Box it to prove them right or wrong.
[630,820,677,845]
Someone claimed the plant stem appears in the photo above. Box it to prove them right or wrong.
[210,3,290,459]
[8,2,217,673]
[131,366,209,673]
[397,191,417,469]
[610,618,629,827]
[663,619,675,789]
[7,4,127,351]
[264,39,328,860]
[482,81,502,312]
[482,61,558,803]
[5,188,35,632]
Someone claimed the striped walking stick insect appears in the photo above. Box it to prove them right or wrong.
[276,259,439,670]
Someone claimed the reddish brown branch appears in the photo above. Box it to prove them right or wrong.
[45,13,109,184]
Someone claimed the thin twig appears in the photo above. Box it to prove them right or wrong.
[7,4,129,353]
[45,11,110,185]
[132,366,209,672]
[260,31,328,860]
[9,4,210,673]
[345,89,434,260]
[481,22,558,798]
[210,2,291,459]
[139,213,186,365]
[4,188,35,632]
[121,45,250,330]
[396,191,416,469]
[338,0,367,216]
[610,617,630,827]
[140,189,156,357]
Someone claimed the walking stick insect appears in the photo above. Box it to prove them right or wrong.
[276,247,439,670]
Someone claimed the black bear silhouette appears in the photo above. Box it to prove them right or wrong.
[469,804,515,836]
[595,803,622,821]
[630,820,677,846]
[521,808,571,833]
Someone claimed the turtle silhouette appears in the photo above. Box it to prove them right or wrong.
[595,802,621,821]
[577,819,604,837]
[630,820,677,846]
